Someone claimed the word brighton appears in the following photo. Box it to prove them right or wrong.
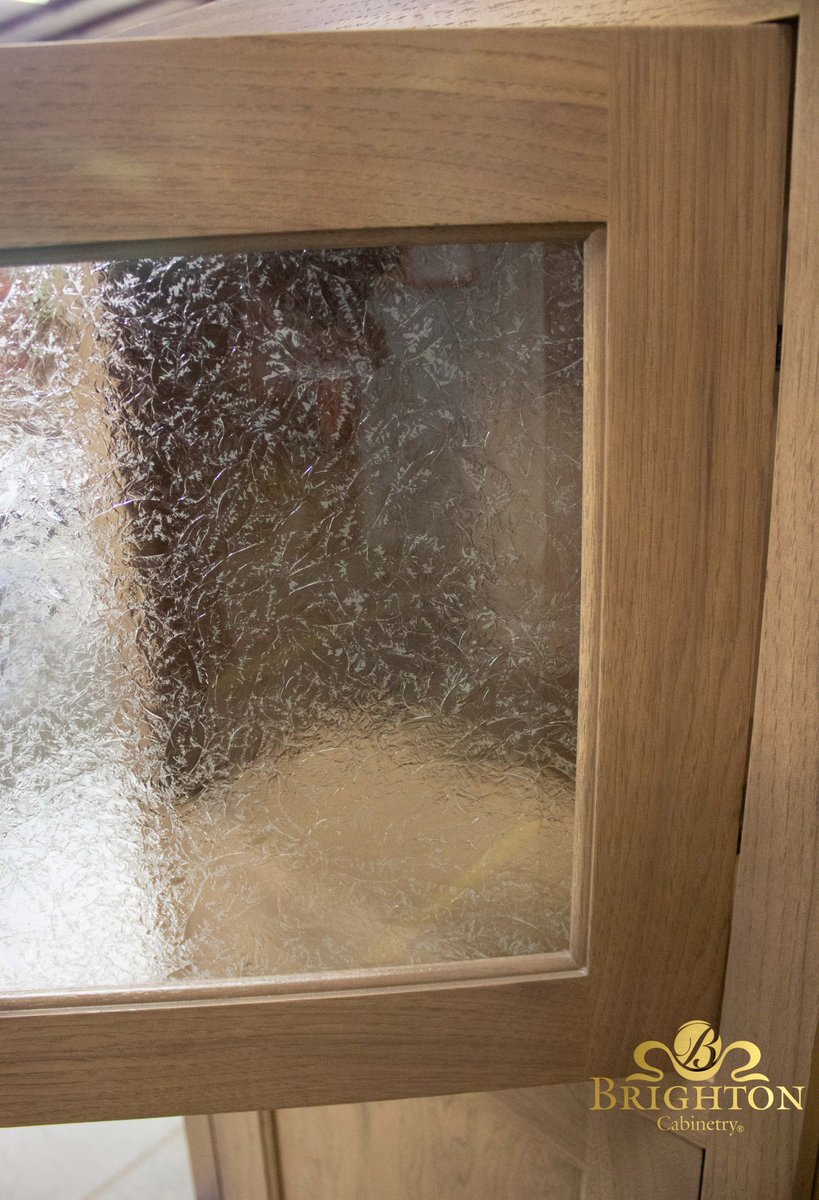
[591,1078,805,1113]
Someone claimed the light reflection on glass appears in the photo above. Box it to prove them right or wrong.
[0,242,582,990]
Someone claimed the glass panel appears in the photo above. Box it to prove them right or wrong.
[0,241,583,991]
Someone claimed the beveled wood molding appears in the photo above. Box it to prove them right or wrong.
[121,0,798,40]
[0,222,597,269]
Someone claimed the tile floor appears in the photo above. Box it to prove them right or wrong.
[0,1117,196,1200]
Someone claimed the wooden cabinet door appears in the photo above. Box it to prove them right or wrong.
[187,1085,706,1200]
[273,1086,706,1200]
[0,24,789,1125]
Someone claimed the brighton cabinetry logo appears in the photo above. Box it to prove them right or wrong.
[591,1020,804,1137]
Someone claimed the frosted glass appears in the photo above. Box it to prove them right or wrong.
[0,242,583,991]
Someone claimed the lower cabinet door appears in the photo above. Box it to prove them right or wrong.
[188,1089,703,1200]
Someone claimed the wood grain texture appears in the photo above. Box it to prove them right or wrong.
[276,1092,583,1200]
[587,24,790,1068]
[209,1112,281,1200]
[490,1082,590,1165]
[274,1086,702,1200]
[185,1115,221,1200]
[185,1112,281,1200]
[0,975,593,1126]
[0,29,609,250]
[494,1078,714,1153]
[122,0,796,40]
[700,6,819,1200]
[572,224,607,965]
[583,1101,703,1199]
[0,27,791,1125]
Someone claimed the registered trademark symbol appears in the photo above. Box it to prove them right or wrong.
[737,1125,745,1133]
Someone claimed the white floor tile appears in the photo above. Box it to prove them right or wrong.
[0,1117,194,1200]
[84,1129,196,1200]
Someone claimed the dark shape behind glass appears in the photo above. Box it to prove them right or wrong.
[0,241,583,988]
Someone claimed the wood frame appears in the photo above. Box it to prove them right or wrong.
[0,30,608,247]
[700,5,819,1198]
[185,1111,282,1200]
[121,0,798,38]
[0,25,790,1126]
[268,1087,703,1200]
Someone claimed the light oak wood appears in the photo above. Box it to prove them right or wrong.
[799,1033,819,1200]
[123,0,796,39]
[276,1092,583,1199]
[0,975,592,1125]
[490,1083,590,1166]
[273,1086,703,1199]
[587,24,789,1066]
[572,224,607,965]
[699,5,819,1200]
[0,30,608,250]
[210,1112,281,1200]
[0,27,790,1125]
[185,1112,281,1200]
[185,1115,220,1200]
[494,1079,714,1153]
[582,1101,703,1199]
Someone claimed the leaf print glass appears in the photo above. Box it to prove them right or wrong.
[0,239,583,990]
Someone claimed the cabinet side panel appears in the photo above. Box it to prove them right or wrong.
[702,7,819,1199]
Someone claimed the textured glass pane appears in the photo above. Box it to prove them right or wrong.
[0,242,583,991]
